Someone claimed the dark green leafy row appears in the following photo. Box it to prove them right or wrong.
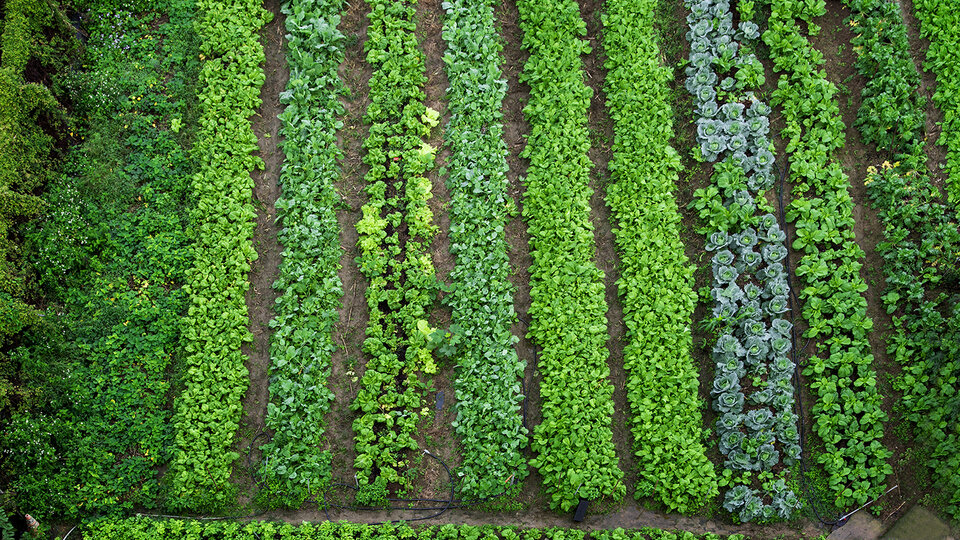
[845,0,960,518]
[351,0,439,499]
[2,0,197,521]
[171,0,272,511]
[866,158,960,517]
[603,0,716,514]
[762,0,891,509]
[83,517,746,540]
[517,0,624,512]
[440,0,528,499]
[914,0,960,203]
[844,0,924,153]
[258,0,346,506]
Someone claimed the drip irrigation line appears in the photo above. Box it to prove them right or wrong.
[773,159,843,528]
[517,315,537,432]
[774,161,813,362]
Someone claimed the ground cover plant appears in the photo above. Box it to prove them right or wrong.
[603,0,716,515]
[170,0,272,511]
[257,0,346,507]
[0,0,77,366]
[684,0,801,522]
[440,0,529,500]
[517,0,624,512]
[845,0,960,518]
[1,0,198,522]
[761,0,891,509]
[82,518,747,540]
[351,0,441,502]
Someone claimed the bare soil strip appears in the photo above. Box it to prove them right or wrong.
[234,0,288,501]
[324,0,372,496]
[576,0,635,507]
[496,0,546,511]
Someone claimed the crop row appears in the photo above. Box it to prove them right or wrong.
[845,0,960,518]
[603,0,716,514]
[517,0,624,511]
[440,0,528,499]
[351,0,439,500]
[170,0,272,510]
[3,0,199,520]
[83,518,746,540]
[913,0,960,203]
[258,0,346,506]
[684,0,800,522]
[762,0,891,508]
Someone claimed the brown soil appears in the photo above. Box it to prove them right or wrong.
[898,0,950,188]
[324,0,372,495]
[233,0,287,503]
[497,0,544,512]
[577,0,635,510]
[409,0,458,503]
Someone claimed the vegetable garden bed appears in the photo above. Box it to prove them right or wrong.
[2,0,959,537]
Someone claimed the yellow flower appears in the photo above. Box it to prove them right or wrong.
[882,160,892,169]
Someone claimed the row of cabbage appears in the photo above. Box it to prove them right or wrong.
[258,0,346,506]
[170,0,272,511]
[351,0,440,501]
[516,0,624,511]
[602,0,716,514]
[761,0,890,509]
[913,0,960,204]
[83,518,745,540]
[684,0,801,522]
[844,0,960,518]
[440,0,529,500]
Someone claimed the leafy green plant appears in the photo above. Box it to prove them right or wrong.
[169,0,272,511]
[83,517,749,540]
[350,0,439,494]
[846,0,960,516]
[2,0,199,522]
[256,0,346,507]
[761,0,892,510]
[440,0,528,500]
[603,0,716,514]
[518,0,625,512]
[682,0,801,521]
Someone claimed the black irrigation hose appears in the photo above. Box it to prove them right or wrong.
[773,159,843,528]
[517,315,536,433]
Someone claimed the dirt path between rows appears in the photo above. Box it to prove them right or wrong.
[234,0,287,501]
[497,0,544,511]
[324,0,372,495]
[899,0,949,188]
[576,0,635,508]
